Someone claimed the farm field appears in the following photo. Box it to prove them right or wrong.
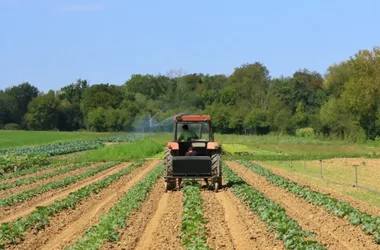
[1,158,380,249]
[1,132,380,249]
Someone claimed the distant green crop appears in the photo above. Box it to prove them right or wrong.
[0,134,142,157]
[238,160,380,245]
[0,154,50,175]
[223,165,326,250]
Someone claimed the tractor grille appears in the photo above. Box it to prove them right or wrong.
[172,156,212,176]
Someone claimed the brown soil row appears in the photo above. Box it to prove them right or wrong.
[0,163,103,197]
[0,164,72,184]
[256,160,380,217]
[133,191,184,250]
[100,179,180,250]
[227,161,379,250]
[104,178,285,250]
[0,162,132,223]
[5,160,159,250]
[203,186,285,250]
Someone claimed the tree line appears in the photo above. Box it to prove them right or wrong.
[1,47,379,141]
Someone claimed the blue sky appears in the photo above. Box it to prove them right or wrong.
[1,0,379,92]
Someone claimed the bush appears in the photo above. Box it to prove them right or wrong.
[295,127,314,137]
[3,123,20,130]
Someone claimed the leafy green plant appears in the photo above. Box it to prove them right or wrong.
[0,161,145,248]
[65,163,163,250]
[223,165,326,250]
[0,162,93,191]
[0,162,61,182]
[0,162,120,207]
[180,181,211,250]
[238,160,380,244]
[0,154,50,175]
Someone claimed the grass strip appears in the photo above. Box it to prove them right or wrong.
[223,165,326,250]
[0,162,94,191]
[0,161,144,248]
[0,162,120,208]
[180,181,211,250]
[65,164,163,250]
[237,160,380,244]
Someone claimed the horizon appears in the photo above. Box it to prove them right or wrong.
[1,0,379,92]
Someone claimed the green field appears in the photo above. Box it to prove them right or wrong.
[0,130,116,149]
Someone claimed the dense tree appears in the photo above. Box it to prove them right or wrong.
[2,46,380,141]
[24,91,60,130]
[58,79,88,130]
[0,92,18,126]
[4,82,39,125]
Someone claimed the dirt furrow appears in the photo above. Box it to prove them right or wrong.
[256,161,380,217]
[5,160,158,250]
[200,190,236,249]
[101,179,166,250]
[0,163,102,197]
[216,188,284,250]
[0,162,131,223]
[134,191,183,250]
[227,161,379,250]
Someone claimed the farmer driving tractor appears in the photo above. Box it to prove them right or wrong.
[178,124,198,142]
[177,124,200,188]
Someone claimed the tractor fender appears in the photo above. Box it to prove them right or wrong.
[207,142,219,150]
[167,142,179,150]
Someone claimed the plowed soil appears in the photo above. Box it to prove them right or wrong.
[101,179,169,250]
[132,191,184,250]
[227,161,380,250]
[256,160,380,216]
[5,160,159,250]
[0,162,131,223]
[4,158,380,250]
[0,163,102,197]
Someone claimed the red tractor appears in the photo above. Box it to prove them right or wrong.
[164,115,222,192]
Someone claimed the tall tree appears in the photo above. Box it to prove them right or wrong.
[0,92,18,126]
[58,79,89,130]
[24,91,60,130]
[5,82,39,125]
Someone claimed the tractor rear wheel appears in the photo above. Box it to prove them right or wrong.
[164,148,174,177]
[211,153,222,191]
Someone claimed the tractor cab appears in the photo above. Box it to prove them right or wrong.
[174,116,214,157]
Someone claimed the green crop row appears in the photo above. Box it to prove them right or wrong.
[0,134,142,157]
[237,160,380,244]
[180,181,211,250]
[0,161,145,249]
[0,162,61,182]
[0,154,50,175]
[65,163,163,250]
[0,162,120,208]
[0,162,94,191]
[223,165,326,250]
